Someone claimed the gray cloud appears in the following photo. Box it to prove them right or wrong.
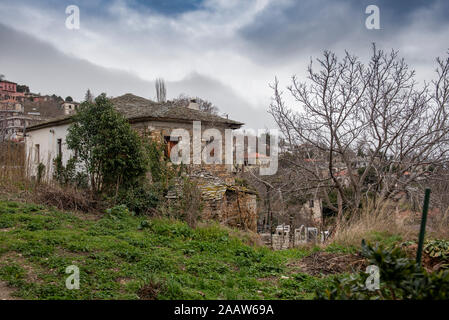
[0,0,448,131]
[0,23,273,130]
[168,72,276,130]
[230,0,449,94]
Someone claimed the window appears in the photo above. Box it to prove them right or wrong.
[164,136,179,159]
[57,139,62,158]
[35,144,40,163]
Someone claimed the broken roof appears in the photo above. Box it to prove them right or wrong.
[166,168,257,202]
[27,93,244,131]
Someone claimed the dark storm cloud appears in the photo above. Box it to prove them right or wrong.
[237,0,449,63]
[131,0,204,15]
[0,23,153,100]
[8,0,206,17]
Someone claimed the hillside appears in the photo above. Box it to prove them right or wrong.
[0,200,358,300]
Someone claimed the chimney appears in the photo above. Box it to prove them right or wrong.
[188,98,199,110]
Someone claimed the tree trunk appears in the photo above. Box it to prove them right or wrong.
[289,212,294,248]
[336,190,343,231]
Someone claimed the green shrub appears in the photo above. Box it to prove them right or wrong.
[138,220,151,230]
[424,239,449,261]
[66,94,149,194]
[167,178,203,228]
[36,163,45,183]
[106,205,134,220]
[52,155,88,188]
[317,240,449,300]
[117,181,159,215]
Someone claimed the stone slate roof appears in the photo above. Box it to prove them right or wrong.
[112,94,243,127]
[27,93,243,131]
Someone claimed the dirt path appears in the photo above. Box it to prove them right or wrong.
[0,281,18,300]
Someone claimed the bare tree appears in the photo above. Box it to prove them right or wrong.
[0,74,5,81]
[0,111,6,142]
[269,45,449,227]
[174,94,220,114]
[84,89,94,103]
[155,78,167,103]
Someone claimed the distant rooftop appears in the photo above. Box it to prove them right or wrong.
[0,80,17,85]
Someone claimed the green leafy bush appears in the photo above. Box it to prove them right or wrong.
[424,239,449,260]
[53,155,88,188]
[117,181,160,215]
[106,205,134,220]
[36,163,45,183]
[317,240,449,300]
[66,94,148,194]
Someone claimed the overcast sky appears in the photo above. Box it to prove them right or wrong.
[1,0,448,129]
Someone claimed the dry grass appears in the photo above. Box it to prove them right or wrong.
[332,199,449,247]
[286,251,367,276]
[137,280,166,300]
[332,201,414,247]
[1,142,101,214]
[427,208,449,239]
[0,142,28,191]
[32,184,100,213]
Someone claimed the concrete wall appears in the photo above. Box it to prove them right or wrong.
[25,123,73,180]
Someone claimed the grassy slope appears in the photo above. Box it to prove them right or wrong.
[0,200,347,300]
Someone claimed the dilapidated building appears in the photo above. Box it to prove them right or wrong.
[25,93,258,231]
[0,102,46,142]
[167,168,257,231]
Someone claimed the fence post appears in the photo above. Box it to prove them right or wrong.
[416,188,431,266]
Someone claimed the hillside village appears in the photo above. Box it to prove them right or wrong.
[0,78,77,142]
[0,76,442,249]
[0,78,279,236]
[2,0,449,304]
[1,46,449,301]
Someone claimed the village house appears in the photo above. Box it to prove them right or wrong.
[60,101,80,115]
[25,93,258,231]
[0,80,25,103]
[0,79,67,142]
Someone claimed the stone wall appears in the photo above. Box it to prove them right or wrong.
[133,120,258,231]
[190,168,258,232]
[261,224,326,250]
[132,120,234,181]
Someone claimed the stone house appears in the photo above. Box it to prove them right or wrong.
[60,101,80,115]
[25,93,257,231]
[0,102,44,142]
[301,198,323,225]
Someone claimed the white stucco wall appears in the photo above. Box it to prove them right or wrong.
[25,123,74,180]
